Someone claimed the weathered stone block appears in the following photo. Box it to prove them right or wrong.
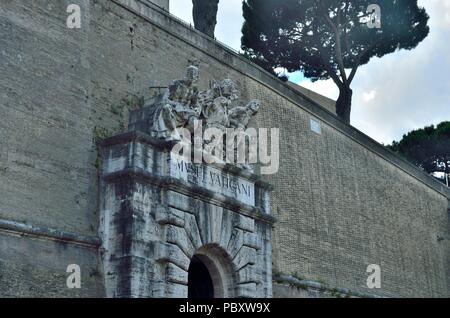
[165,224,196,258]
[155,206,185,227]
[154,241,191,271]
[236,283,257,298]
[233,246,257,270]
[166,263,188,285]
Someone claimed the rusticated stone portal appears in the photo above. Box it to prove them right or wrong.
[99,132,274,298]
[99,68,274,298]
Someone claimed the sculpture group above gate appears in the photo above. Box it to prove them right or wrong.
[99,67,274,298]
[129,66,261,141]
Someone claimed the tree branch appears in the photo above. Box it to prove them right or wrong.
[314,42,344,90]
[318,0,348,85]
[343,1,351,53]
[348,65,358,84]
[347,39,378,84]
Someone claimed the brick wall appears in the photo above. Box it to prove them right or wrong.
[0,0,448,297]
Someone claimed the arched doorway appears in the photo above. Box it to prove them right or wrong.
[188,256,214,298]
[187,246,236,299]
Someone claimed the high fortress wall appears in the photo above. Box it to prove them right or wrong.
[0,0,449,298]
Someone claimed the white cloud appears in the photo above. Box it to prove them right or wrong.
[350,0,450,144]
[362,90,377,103]
[170,0,450,145]
[286,0,450,144]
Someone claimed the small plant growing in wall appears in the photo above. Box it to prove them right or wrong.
[92,126,113,169]
[110,94,145,132]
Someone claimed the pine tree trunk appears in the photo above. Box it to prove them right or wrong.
[192,0,219,38]
[336,86,353,124]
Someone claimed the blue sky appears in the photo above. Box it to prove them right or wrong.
[170,0,450,144]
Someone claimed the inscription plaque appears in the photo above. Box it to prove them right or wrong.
[169,153,255,206]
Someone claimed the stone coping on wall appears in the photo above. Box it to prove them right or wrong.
[0,218,101,248]
[274,274,387,298]
[110,0,450,200]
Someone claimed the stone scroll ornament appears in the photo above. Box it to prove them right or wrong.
[146,66,261,169]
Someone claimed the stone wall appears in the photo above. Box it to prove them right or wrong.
[147,0,169,11]
[0,0,449,297]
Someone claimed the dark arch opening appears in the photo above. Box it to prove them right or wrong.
[188,255,214,299]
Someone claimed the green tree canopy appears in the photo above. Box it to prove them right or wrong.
[388,122,450,176]
[241,0,430,123]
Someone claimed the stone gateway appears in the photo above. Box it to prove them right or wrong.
[99,68,274,298]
